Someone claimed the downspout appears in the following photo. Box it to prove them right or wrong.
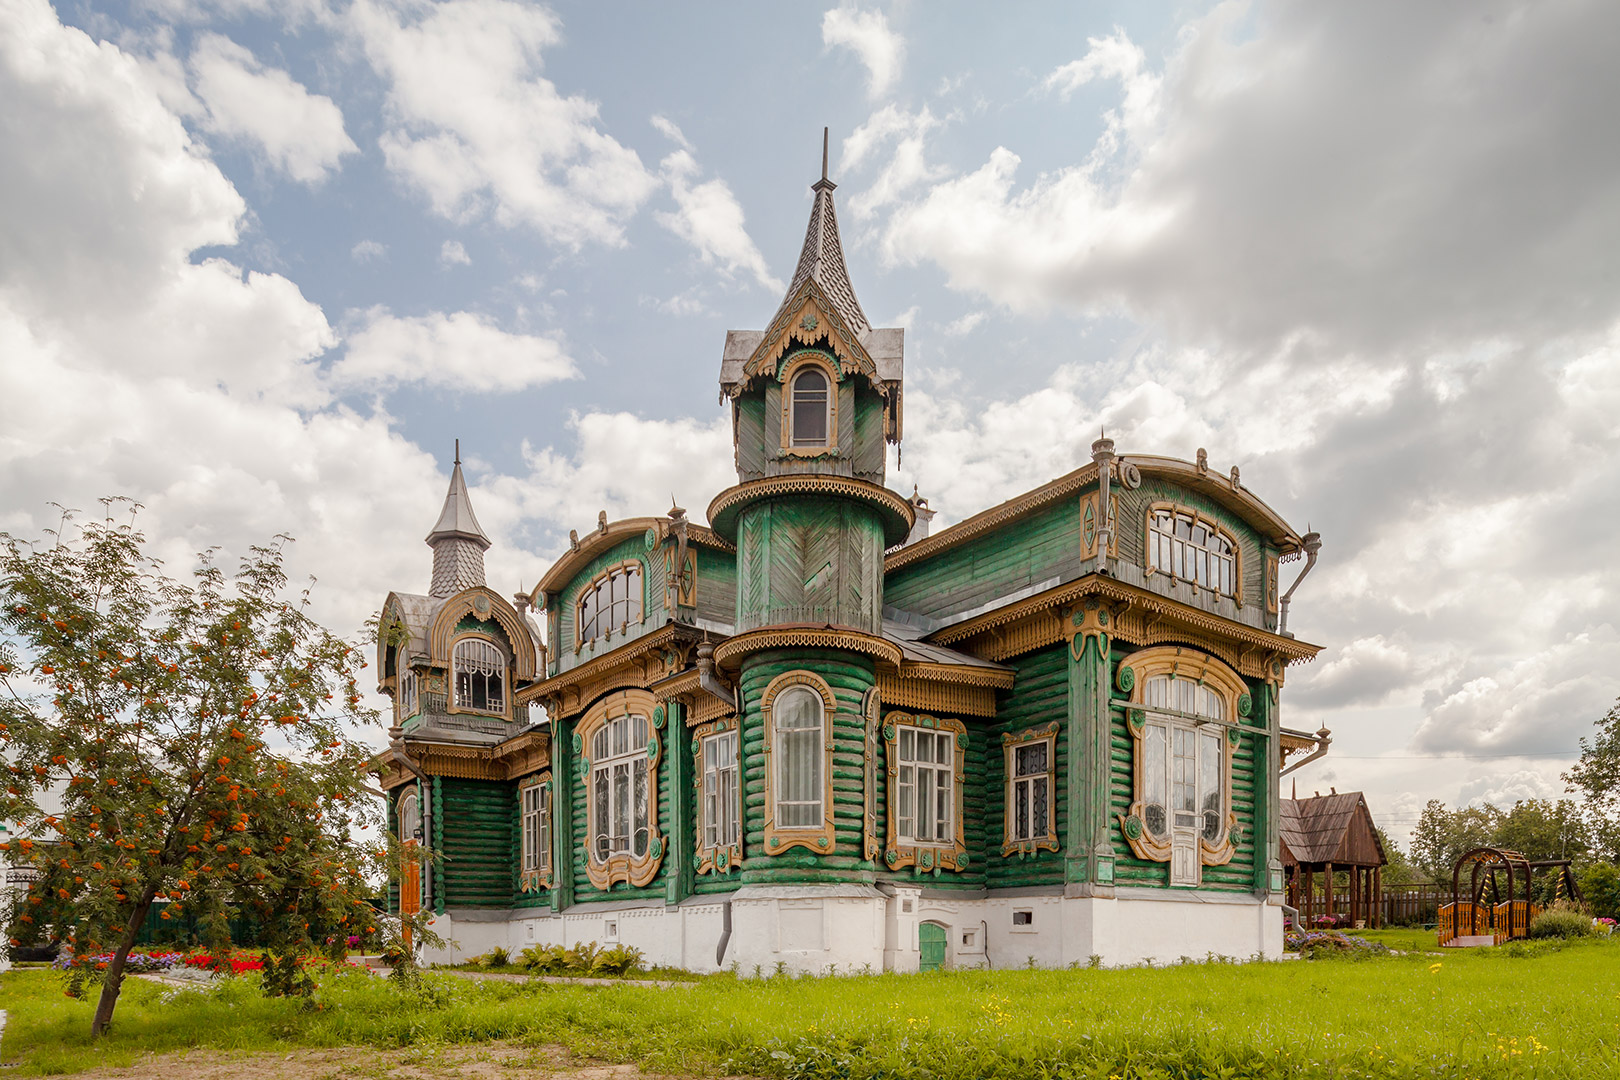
[385,731,434,913]
[695,642,738,714]
[1279,726,1333,777]
[1278,530,1322,638]
[1090,434,1116,564]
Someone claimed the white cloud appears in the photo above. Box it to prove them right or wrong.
[352,0,657,249]
[841,104,948,220]
[439,239,471,266]
[650,114,692,151]
[656,149,782,292]
[333,309,579,393]
[942,310,985,336]
[822,5,905,100]
[189,33,357,184]
[351,239,387,262]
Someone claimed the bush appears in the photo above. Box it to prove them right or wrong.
[1528,907,1596,939]
[592,944,645,976]
[1580,863,1620,921]
[479,946,510,968]
[563,940,600,972]
[519,944,566,973]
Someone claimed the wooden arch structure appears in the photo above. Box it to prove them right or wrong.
[1437,846,1582,946]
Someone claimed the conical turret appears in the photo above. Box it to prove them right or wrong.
[426,441,491,597]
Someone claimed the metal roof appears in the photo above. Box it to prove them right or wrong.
[426,459,490,549]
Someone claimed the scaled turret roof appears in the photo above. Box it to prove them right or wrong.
[426,449,491,550]
[768,172,870,337]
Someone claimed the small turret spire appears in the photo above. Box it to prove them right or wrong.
[426,441,491,597]
[821,126,829,182]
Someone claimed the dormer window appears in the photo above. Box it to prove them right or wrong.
[790,368,830,447]
[578,563,642,645]
[452,637,506,714]
[396,669,418,720]
[1148,507,1238,597]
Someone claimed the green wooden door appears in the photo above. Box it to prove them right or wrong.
[918,922,947,972]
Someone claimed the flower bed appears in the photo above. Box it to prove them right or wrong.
[1284,929,1391,958]
[183,951,264,975]
[52,950,182,972]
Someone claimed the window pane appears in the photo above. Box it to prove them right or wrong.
[626,567,641,620]
[1032,775,1049,837]
[1145,724,1167,839]
[633,758,649,857]
[593,769,609,859]
[1200,730,1222,842]
[1014,777,1030,841]
[791,370,829,446]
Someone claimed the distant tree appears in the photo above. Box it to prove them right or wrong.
[1410,800,1503,879]
[1373,827,1426,884]
[1565,697,1620,862]
[0,507,383,1037]
[1494,798,1589,864]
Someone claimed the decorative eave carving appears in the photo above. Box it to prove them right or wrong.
[707,474,915,546]
[380,730,551,783]
[713,626,903,672]
[875,674,998,718]
[531,517,669,605]
[886,463,1100,570]
[519,624,696,719]
[929,574,1321,677]
[739,281,878,391]
[428,586,539,681]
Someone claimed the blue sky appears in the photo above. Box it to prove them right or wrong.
[5,0,1620,845]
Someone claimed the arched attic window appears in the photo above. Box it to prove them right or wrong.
[452,637,506,714]
[790,368,830,448]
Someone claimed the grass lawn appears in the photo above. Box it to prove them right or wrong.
[2,937,1616,1078]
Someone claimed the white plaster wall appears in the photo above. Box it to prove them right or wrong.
[730,886,889,976]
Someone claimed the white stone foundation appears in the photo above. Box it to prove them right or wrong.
[423,886,1283,973]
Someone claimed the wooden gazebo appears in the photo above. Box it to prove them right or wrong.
[1281,790,1387,929]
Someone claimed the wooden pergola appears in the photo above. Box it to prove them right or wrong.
[1281,790,1388,929]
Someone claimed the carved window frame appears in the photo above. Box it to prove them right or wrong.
[1115,647,1249,882]
[396,668,418,721]
[574,690,665,890]
[1144,502,1243,602]
[691,716,743,875]
[862,687,882,863]
[882,711,969,874]
[778,352,840,456]
[575,560,645,650]
[517,771,552,894]
[1002,722,1059,856]
[761,671,837,856]
[449,634,508,718]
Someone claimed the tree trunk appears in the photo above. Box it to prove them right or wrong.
[90,881,161,1038]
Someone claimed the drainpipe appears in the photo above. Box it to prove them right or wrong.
[1091,434,1116,565]
[386,729,433,912]
[1279,726,1333,777]
[695,642,738,714]
[1278,531,1322,638]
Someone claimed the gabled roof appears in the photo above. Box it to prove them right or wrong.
[1279,791,1387,868]
[426,458,490,550]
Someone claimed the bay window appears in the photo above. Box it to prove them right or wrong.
[452,637,505,713]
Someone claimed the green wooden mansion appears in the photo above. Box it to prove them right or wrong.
[373,163,1328,973]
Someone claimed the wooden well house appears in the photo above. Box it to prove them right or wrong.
[1280,790,1387,929]
[371,145,1332,974]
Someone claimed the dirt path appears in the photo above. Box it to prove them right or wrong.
[60,1043,721,1080]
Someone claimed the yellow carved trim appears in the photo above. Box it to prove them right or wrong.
[532,517,667,602]
[1001,723,1060,857]
[577,689,665,891]
[863,687,882,863]
[881,711,969,873]
[778,352,841,456]
[1142,500,1245,605]
[875,674,998,717]
[517,771,553,894]
[760,670,838,857]
[706,474,915,546]
[429,588,538,682]
[740,288,878,389]
[1078,491,1119,561]
[714,627,903,671]
[517,625,687,713]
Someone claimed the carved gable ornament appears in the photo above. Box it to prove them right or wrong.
[740,282,879,391]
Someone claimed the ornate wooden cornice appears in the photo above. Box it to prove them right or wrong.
[707,474,915,546]
[897,660,1016,688]
[886,462,1099,570]
[929,574,1321,678]
[517,624,695,718]
[531,517,668,603]
[685,523,736,554]
[713,625,903,671]
[875,674,998,717]
[429,586,539,681]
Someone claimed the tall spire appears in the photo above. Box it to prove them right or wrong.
[426,443,491,597]
[768,128,869,336]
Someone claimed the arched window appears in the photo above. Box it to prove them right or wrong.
[1141,674,1225,885]
[790,368,830,448]
[396,669,418,720]
[773,686,824,828]
[578,563,642,645]
[591,713,651,861]
[397,789,421,843]
[1148,508,1237,596]
[452,637,506,713]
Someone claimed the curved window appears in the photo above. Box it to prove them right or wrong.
[397,789,422,842]
[773,686,824,828]
[1149,508,1236,596]
[1141,674,1225,882]
[578,564,642,644]
[790,368,830,447]
[591,713,650,861]
[396,669,418,720]
[452,638,506,713]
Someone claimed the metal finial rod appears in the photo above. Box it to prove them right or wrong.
[822,127,829,181]
[454,438,461,465]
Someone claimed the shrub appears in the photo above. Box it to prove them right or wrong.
[480,946,510,968]
[592,944,645,976]
[563,940,600,972]
[1580,863,1620,921]
[1528,907,1596,939]
[519,944,566,973]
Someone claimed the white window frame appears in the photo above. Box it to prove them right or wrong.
[789,367,831,448]
[521,783,550,875]
[590,713,651,862]
[1141,674,1226,887]
[1008,737,1053,844]
[396,668,418,720]
[1148,506,1238,597]
[772,685,826,831]
[896,726,956,847]
[700,729,740,851]
[577,562,643,645]
[452,636,506,715]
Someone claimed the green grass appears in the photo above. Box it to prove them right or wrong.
[4,939,1618,1078]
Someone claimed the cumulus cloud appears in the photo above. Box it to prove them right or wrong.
[332,309,578,393]
[822,5,905,100]
[841,104,948,220]
[656,141,782,292]
[352,0,657,249]
[439,239,471,266]
[350,239,387,262]
[189,33,357,184]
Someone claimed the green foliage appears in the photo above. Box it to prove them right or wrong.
[479,946,510,968]
[1579,862,1620,920]
[591,944,645,976]
[519,943,566,973]
[1373,827,1426,884]
[0,510,383,1035]
[1409,798,1588,878]
[1528,907,1596,940]
[563,940,599,972]
[1566,696,1620,861]
[512,941,641,976]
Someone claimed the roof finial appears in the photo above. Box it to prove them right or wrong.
[821,126,830,181]
[454,438,461,466]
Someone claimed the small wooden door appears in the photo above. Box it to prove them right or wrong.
[918,922,947,972]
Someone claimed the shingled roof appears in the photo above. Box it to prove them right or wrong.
[1279,791,1388,868]
[766,175,870,337]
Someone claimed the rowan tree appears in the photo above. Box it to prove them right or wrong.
[0,507,383,1036]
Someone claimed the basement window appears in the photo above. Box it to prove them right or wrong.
[1012,909,1034,928]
